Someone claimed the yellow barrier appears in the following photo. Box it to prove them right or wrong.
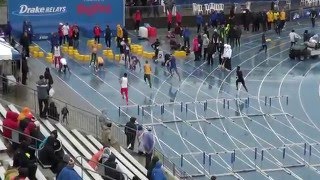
[174,51,186,58]
[79,55,85,61]
[62,46,68,53]
[73,49,78,54]
[38,51,44,58]
[68,46,74,50]
[47,53,53,57]
[97,44,102,49]
[87,39,95,46]
[137,49,143,56]
[45,56,52,63]
[102,50,108,55]
[142,51,148,58]
[106,54,114,60]
[84,55,90,61]
[68,50,74,56]
[114,54,120,61]
[29,46,35,52]
[33,51,39,58]
[128,38,131,44]
[33,46,40,51]
[131,46,138,53]
[75,54,81,61]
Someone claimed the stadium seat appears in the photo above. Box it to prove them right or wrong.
[71,129,98,155]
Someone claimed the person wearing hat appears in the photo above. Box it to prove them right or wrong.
[142,126,155,168]
[125,117,137,150]
[57,156,81,180]
[101,122,120,151]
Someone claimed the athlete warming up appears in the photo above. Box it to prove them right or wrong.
[236,66,248,92]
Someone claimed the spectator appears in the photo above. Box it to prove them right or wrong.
[61,106,69,124]
[176,11,182,26]
[13,141,37,180]
[58,23,64,45]
[44,67,54,90]
[196,13,203,33]
[3,111,19,139]
[5,21,12,40]
[101,122,120,151]
[62,23,69,44]
[202,34,209,61]
[167,11,173,32]
[147,156,159,179]
[93,24,102,43]
[116,25,123,48]
[55,154,70,177]
[182,27,190,48]
[152,161,167,180]
[26,21,33,44]
[50,32,59,53]
[13,167,29,180]
[21,56,29,85]
[88,147,105,170]
[103,154,123,180]
[18,107,34,121]
[134,10,142,32]
[23,121,40,147]
[143,126,155,169]
[38,136,59,171]
[137,125,145,154]
[37,75,49,118]
[57,157,81,180]
[4,164,19,180]
[73,27,80,49]
[193,36,200,61]
[125,117,137,150]
[48,101,60,121]
[68,25,74,46]
[20,31,30,57]
[104,25,112,48]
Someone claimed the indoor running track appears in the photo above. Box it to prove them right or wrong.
[33,19,320,180]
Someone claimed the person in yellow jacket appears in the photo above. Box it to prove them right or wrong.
[267,10,274,30]
[116,24,123,48]
[280,9,286,30]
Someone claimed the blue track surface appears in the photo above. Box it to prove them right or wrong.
[34,19,320,179]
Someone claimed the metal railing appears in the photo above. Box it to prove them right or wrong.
[0,76,190,179]
[0,123,131,180]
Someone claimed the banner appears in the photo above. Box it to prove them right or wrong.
[8,0,124,39]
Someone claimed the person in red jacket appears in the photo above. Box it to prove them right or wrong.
[3,111,19,139]
[134,10,142,32]
[167,11,172,32]
[93,25,102,44]
[176,11,182,26]
[68,25,74,47]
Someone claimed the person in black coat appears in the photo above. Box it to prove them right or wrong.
[105,25,112,48]
[104,154,123,180]
[38,136,59,172]
[21,56,29,85]
[44,67,53,90]
[197,34,203,59]
[48,101,60,121]
[13,141,37,180]
[207,41,215,65]
[20,32,30,57]
[125,117,137,150]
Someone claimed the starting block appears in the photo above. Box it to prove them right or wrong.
[62,46,68,53]
[173,51,187,58]
[84,55,90,61]
[38,51,44,58]
[32,51,39,58]
[45,56,52,62]
[87,39,95,46]
[114,54,120,61]
[68,49,74,56]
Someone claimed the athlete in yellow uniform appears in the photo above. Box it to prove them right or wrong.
[144,60,152,88]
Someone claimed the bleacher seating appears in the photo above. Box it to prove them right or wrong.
[1,104,48,180]
[120,146,148,176]
[41,119,95,180]
[71,129,99,155]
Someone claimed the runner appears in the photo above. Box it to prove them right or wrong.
[59,57,70,73]
[258,33,268,53]
[97,57,104,71]
[53,45,61,69]
[236,66,248,92]
[120,73,129,105]
[151,39,160,62]
[166,55,181,81]
[89,41,98,71]
[129,55,141,71]
[144,60,152,88]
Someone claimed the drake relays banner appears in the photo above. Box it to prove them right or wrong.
[8,0,124,39]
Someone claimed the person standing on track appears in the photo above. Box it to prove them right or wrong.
[310,8,317,28]
[289,29,301,47]
[104,25,112,48]
[89,42,98,70]
[93,24,102,43]
[258,33,268,53]
[120,73,129,105]
[53,45,61,69]
[144,60,152,88]
[151,39,160,62]
[236,66,248,92]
